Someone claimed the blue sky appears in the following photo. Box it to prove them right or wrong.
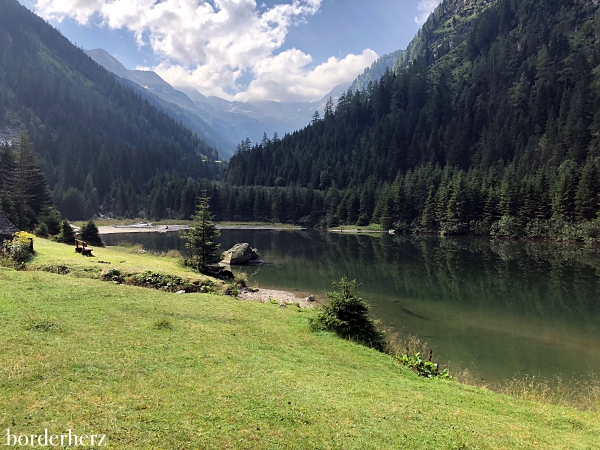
[21,0,441,101]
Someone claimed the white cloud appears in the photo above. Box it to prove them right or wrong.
[34,0,375,101]
[414,0,442,26]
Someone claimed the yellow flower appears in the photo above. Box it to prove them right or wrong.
[11,231,35,244]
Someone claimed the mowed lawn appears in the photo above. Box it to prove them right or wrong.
[0,240,598,449]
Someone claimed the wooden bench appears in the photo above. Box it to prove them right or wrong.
[75,239,93,256]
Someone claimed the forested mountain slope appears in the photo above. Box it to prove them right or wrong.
[223,0,600,237]
[0,0,220,221]
[85,48,236,158]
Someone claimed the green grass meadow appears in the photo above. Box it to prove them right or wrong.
[0,239,598,448]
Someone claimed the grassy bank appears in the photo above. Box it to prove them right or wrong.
[0,239,598,448]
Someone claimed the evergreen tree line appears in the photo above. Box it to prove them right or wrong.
[153,160,596,242]
[224,0,600,238]
[40,131,221,220]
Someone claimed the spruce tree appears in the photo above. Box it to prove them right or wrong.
[79,220,103,247]
[56,219,75,244]
[181,192,221,273]
[13,127,51,228]
[421,188,437,229]
[575,156,599,221]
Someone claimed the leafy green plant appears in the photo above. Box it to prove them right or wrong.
[311,275,385,351]
[395,351,452,379]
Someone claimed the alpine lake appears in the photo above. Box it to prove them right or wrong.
[102,229,600,384]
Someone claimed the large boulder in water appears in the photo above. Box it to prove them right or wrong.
[221,243,263,265]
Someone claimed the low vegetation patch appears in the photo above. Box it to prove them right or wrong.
[99,268,217,294]
[152,317,174,331]
[25,320,60,332]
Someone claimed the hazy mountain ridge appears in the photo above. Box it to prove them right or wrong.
[85,49,234,157]
[86,49,348,154]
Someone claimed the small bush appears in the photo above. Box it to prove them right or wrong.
[99,268,124,283]
[439,221,468,235]
[234,271,248,288]
[38,207,62,235]
[392,220,410,233]
[490,216,523,237]
[311,275,385,351]
[34,222,49,238]
[468,220,490,236]
[55,220,75,244]
[153,318,173,331]
[164,249,182,259]
[3,232,35,263]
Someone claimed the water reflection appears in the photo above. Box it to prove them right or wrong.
[103,230,600,382]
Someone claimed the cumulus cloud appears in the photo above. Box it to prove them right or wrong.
[414,0,442,26]
[34,0,376,101]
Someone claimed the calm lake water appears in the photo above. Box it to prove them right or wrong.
[103,229,600,383]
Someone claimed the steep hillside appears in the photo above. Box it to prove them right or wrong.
[0,0,220,220]
[85,49,235,158]
[350,49,405,92]
[223,0,600,236]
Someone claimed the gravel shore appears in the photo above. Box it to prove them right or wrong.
[238,288,318,308]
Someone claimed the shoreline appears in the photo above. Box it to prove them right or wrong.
[97,224,318,306]
[98,224,305,234]
[238,287,318,308]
